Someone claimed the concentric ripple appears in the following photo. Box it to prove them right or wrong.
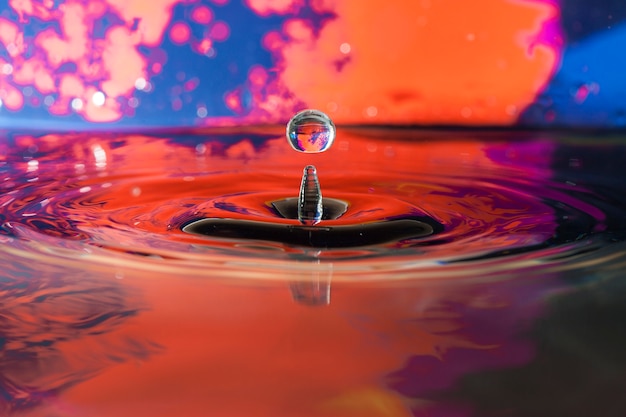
[0,128,624,280]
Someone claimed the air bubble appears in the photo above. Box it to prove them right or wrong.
[286,109,336,153]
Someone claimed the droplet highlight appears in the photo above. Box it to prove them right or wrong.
[286,109,336,153]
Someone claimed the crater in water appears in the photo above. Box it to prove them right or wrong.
[0,128,624,281]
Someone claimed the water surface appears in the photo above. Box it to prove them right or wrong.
[1,128,625,416]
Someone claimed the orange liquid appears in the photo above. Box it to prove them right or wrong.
[1,128,623,416]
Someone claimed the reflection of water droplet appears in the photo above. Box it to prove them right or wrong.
[286,109,336,153]
[290,268,331,306]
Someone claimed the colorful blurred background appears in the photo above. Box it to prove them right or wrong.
[0,0,623,129]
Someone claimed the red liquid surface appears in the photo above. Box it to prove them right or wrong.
[0,128,624,417]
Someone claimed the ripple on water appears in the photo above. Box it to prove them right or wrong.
[0,128,624,281]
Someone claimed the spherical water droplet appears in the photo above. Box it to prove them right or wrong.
[286,109,336,153]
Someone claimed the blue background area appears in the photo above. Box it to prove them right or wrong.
[521,0,626,128]
[131,1,280,125]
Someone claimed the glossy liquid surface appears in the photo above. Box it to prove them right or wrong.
[1,128,625,417]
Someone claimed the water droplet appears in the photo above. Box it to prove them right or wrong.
[286,109,336,153]
[298,165,323,225]
[272,197,347,221]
